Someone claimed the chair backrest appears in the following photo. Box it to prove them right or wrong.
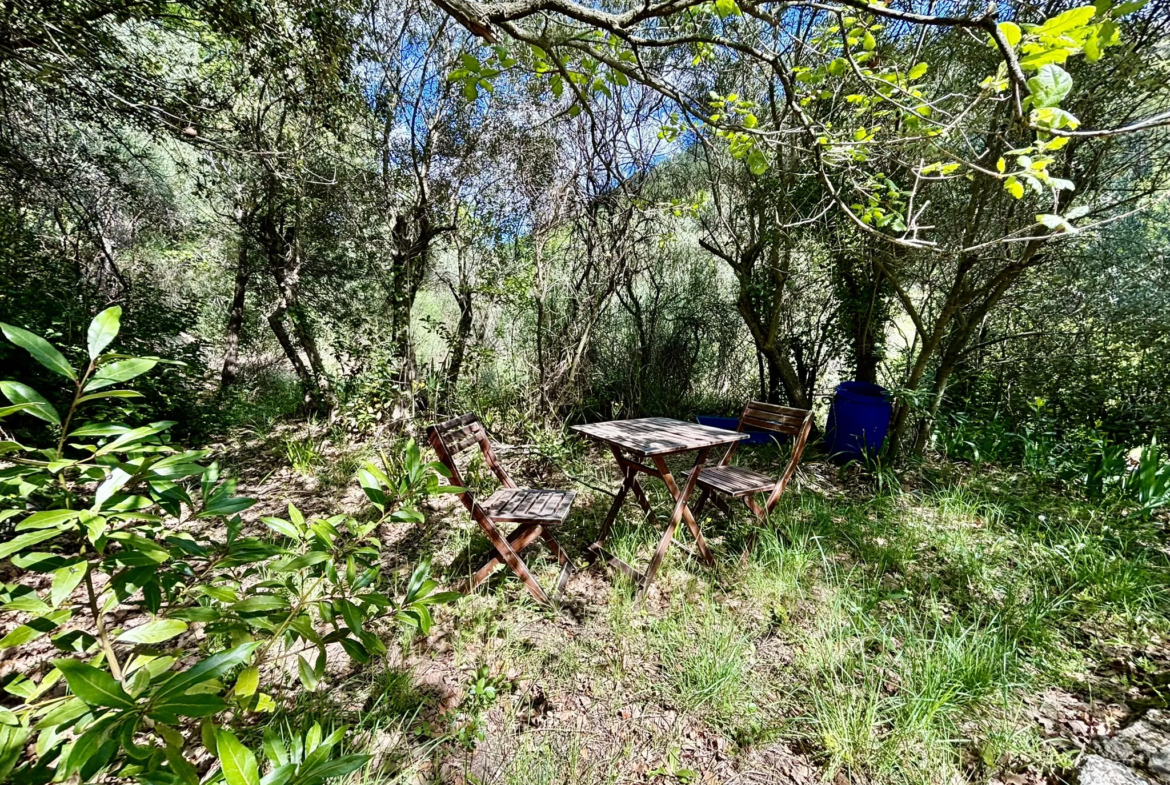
[740,401,812,439]
[426,413,516,514]
[720,401,814,508]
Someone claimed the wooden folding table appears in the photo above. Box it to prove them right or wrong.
[570,417,747,597]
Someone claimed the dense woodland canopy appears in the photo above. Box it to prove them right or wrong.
[1,0,1168,457]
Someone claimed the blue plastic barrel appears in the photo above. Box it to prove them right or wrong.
[825,382,892,462]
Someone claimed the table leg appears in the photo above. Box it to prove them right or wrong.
[652,451,715,567]
[629,476,658,524]
[588,462,635,562]
[640,447,710,598]
[610,443,657,523]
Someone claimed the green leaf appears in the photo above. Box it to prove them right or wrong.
[166,744,201,785]
[1037,5,1096,35]
[154,643,259,700]
[235,595,289,614]
[77,390,146,404]
[0,724,31,783]
[262,517,300,540]
[997,21,1022,49]
[1032,106,1081,130]
[1112,0,1149,15]
[149,693,228,721]
[862,31,876,50]
[51,562,88,607]
[16,509,79,531]
[0,610,70,649]
[908,62,928,80]
[54,659,136,708]
[1037,213,1065,228]
[70,423,132,437]
[217,729,261,785]
[64,717,117,778]
[1005,175,1025,199]
[337,598,363,633]
[0,323,76,380]
[94,467,132,510]
[747,147,769,175]
[0,382,59,425]
[714,0,740,18]
[1019,48,1070,71]
[3,592,51,614]
[277,551,330,572]
[117,619,188,645]
[0,528,64,560]
[338,637,369,664]
[298,754,371,783]
[93,421,175,457]
[84,358,157,392]
[297,655,320,691]
[262,764,297,785]
[87,307,122,360]
[234,666,260,697]
[1027,64,1073,108]
[33,696,89,730]
[263,728,289,767]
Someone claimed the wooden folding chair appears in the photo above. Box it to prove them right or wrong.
[685,402,813,554]
[427,413,576,605]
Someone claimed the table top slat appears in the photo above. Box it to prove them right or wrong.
[570,417,746,456]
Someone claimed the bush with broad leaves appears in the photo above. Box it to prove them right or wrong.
[0,307,459,785]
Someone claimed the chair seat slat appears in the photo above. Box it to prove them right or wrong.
[685,465,774,497]
[482,488,576,523]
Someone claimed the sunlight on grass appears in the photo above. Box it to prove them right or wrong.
[647,595,757,725]
[360,456,1169,784]
[792,586,1042,783]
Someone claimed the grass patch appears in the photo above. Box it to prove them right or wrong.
[648,595,757,722]
[261,442,1169,784]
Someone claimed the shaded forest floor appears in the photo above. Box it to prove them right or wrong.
[217,420,1170,785]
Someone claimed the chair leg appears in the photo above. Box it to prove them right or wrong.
[713,494,734,516]
[465,523,544,591]
[541,529,576,601]
[692,487,711,517]
[741,495,768,562]
[765,496,791,547]
[471,520,551,605]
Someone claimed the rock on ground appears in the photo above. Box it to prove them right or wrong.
[1096,710,1170,784]
[1080,755,1151,785]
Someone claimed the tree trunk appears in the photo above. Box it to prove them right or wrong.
[270,260,329,393]
[756,339,809,409]
[833,254,890,385]
[444,286,473,400]
[220,243,250,389]
[268,304,313,396]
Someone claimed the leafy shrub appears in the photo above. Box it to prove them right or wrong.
[935,405,1170,516]
[0,309,457,784]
